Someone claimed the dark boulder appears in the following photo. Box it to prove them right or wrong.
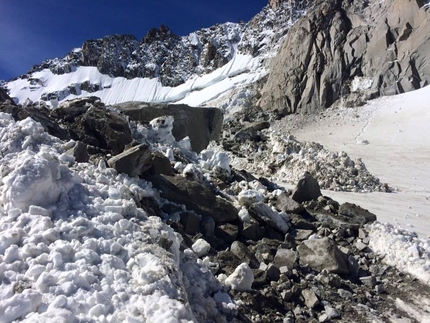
[147,174,238,224]
[107,144,152,177]
[51,97,133,155]
[338,202,377,225]
[291,172,322,203]
[114,102,223,153]
[66,141,89,163]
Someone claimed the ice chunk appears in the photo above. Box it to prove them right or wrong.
[238,189,264,207]
[2,151,77,211]
[192,239,211,257]
[225,263,254,291]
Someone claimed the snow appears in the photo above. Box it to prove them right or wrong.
[238,189,264,207]
[7,54,263,108]
[0,113,236,322]
[274,84,430,286]
[224,263,254,292]
[191,239,211,257]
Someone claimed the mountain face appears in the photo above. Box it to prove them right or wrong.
[5,0,430,114]
[260,0,430,115]
[6,0,308,107]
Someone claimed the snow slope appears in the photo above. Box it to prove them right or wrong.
[272,85,430,285]
[7,54,264,108]
[276,85,430,238]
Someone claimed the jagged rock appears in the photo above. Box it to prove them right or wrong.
[273,248,298,271]
[214,251,242,276]
[0,88,15,104]
[66,141,89,163]
[179,212,200,235]
[337,289,353,300]
[116,102,223,152]
[338,202,377,225]
[230,241,260,269]
[148,151,174,176]
[200,215,216,240]
[234,121,270,142]
[248,202,290,234]
[297,238,349,275]
[0,104,70,140]
[260,0,430,115]
[215,224,238,247]
[274,193,304,213]
[240,222,265,241]
[289,229,314,242]
[288,214,317,231]
[360,275,377,287]
[107,144,152,177]
[148,174,238,224]
[53,99,132,154]
[292,172,322,203]
[302,289,320,309]
[266,264,281,282]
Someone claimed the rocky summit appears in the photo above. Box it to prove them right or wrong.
[1,0,430,322]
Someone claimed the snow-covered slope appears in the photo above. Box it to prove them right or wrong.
[6,1,306,108]
[8,55,263,107]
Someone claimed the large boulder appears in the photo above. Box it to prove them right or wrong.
[291,172,322,203]
[147,174,238,224]
[52,97,133,154]
[297,237,349,275]
[338,202,377,225]
[114,102,223,153]
[260,0,430,115]
[107,144,152,177]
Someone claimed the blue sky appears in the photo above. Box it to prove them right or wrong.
[0,0,267,81]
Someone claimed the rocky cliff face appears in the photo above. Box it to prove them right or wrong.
[260,0,430,115]
[23,0,307,91]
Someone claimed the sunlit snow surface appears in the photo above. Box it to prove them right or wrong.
[0,114,232,323]
[7,54,263,108]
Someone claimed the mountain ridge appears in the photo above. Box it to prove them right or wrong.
[5,0,307,107]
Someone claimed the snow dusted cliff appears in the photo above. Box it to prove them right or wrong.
[6,1,306,108]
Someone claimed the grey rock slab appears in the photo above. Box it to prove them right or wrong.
[275,193,305,213]
[273,249,298,270]
[297,238,349,275]
[302,289,320,309]
[148,174,238,224]
[108,144,152,177]
[230,241,260,269]
[338,202,377,225]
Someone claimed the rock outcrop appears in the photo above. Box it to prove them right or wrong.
[53,97,133,154]
[0,88,15,104]
[115,102,223,152]
[260,0,430,115]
